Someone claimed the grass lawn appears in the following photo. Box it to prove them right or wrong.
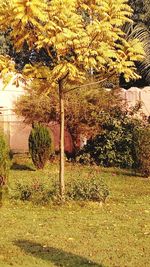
[0,157,150,267]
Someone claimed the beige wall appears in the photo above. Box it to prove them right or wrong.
[120,87,150,117]
[0,76,31,152]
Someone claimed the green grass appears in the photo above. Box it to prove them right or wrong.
[0,157,150,267]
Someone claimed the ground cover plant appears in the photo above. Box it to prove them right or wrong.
[9,156,109,204]
[0,157,150,267]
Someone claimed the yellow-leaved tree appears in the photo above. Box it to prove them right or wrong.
[0,0,144,199]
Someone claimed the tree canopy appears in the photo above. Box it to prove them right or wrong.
[0,0,144,84]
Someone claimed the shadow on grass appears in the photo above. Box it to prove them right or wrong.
[11,163,35,171]
[113,170,143,178]
[14,240,105,267]
[101,167,140,178]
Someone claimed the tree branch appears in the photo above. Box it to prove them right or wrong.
[64,73,114,94]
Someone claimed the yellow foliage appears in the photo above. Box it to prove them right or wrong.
[0,55,15,84]
[0,0,145,86]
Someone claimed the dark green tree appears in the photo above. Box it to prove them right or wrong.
[29,123,53,169]
[0,32,10,55]
[128,0,144,23]
[124,0,150,86]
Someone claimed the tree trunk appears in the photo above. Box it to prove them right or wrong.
[58,80,65,200]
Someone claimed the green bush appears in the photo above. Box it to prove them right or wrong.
[77,107,137,168]
[66,174,109,203]
[0,131,10,204]
[133,125,150,177]
[29,123,53,169]
[77,107,147,171]
[13,181,57,204]
[77,105,150,177]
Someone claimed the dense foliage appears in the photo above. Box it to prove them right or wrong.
[29,123,53,169]
[77,104,150,176]
[128,0,144,24]
[129,0,150,28]
[122,0,150,87]
[0,131,9,203]
[0,131,9,180]
[133,125,150,177]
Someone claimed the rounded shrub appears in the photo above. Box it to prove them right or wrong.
[77,114,135,168]
[76,105,150,173]
[0,131,9,204]
[29,123,53,169]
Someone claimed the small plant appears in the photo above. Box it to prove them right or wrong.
[0,131,9,204]
[66,172,109,203]
[29,123,53,169]
[13,180,58,205]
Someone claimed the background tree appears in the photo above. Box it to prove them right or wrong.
[128,0,150,29]
[141,0,150,28]
[0,0,144,199]
[128,0,144,24]
[121,0,150,87]
[15,79,122,151]
[0,32,10,55]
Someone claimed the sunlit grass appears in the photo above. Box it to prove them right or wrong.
[0,157,150,267]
